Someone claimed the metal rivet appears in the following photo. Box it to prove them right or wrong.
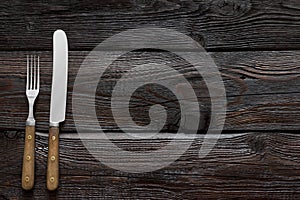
[51,156,56,161]
[25,176,30,182]
[50,177,55,182]
[28,135,32,140]
[52,136,56,141]
[26,155,31,161]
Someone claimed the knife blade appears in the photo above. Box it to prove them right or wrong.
[47,29,68,191]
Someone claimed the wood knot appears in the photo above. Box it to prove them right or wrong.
[4,131,20,140]
[249,134,267,154]
[190,33,206,47]
[131,0,180,11]
[26,22,34,31]
[211,0,252,17]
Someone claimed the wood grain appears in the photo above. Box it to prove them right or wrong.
[21,125,35,190]
[0,51,299,132]
[0,0,299,51]
[1,0,299,198]
[1,131,300,199]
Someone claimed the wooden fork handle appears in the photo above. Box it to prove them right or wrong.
[22,126,35,190]
[47,127,59,191]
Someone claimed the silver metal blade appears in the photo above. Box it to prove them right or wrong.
[50,30,68,126]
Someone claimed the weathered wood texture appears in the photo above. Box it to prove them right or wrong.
[0,0,299,51]
[1,132,300,199]
[1,0,300,198]
[0,51,299,132]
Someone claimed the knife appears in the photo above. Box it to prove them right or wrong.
[47,29,68,191]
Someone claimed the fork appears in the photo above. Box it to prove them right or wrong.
[22,55,39,190]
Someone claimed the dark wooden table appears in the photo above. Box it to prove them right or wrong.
[1,0,300,199]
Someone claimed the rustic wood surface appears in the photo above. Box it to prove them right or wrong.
[0,0,299,51]
[1,51,300,132]
[1,132,300,199]
[0,0,299,199]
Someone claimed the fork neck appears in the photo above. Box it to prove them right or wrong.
[26,102,36,126]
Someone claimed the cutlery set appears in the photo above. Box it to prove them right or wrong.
[22,30,68,191]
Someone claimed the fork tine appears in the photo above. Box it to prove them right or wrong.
[33,55,36,89]
[30,55,33,89]
[27,54,40,90]
[37,56,40,89]
[26,55,29,90]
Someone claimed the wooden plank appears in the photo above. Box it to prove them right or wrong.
[0,0,299,51]
[0,51,300,132]
[1,131,300,199]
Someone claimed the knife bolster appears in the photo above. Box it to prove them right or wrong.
[49,122,59,127]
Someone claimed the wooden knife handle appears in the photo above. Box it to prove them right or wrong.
[47,127,59,191]
[22,126,35,190]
